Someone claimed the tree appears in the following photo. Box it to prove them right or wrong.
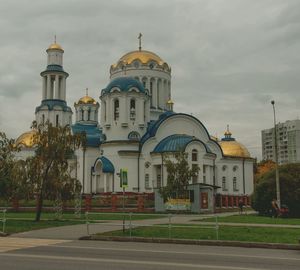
[17,122,84,221]
[0,132,17,201]
[252,163,300,217]
[159,152,199,201]
[254,159,276,185]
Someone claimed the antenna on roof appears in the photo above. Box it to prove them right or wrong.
[138,33,142,51]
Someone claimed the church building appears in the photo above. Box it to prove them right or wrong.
[15,37,254,211]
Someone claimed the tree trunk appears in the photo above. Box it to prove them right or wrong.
[35,191,43,222]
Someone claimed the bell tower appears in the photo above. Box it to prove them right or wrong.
[35,39,72,127]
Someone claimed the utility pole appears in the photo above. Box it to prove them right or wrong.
[271,100,281,208]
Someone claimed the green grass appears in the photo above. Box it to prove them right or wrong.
[3,219,84,234]
[3,212,165,221]
[196,214,300,225]
[101,225,300,244]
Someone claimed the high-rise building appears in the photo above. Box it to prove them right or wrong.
[261,119,300,164]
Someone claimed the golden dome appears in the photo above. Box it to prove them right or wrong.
[15,130,38,148]
[77,95,97,105]
[112,50,169,69]
[167,99,174,105]
[219,140,250,158]
[47,43,64,52]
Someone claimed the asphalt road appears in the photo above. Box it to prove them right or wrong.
[0,239,299,270]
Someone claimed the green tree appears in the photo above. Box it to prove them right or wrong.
[0,132,17,201]
[17,122,84,221]
[252,163,300,217]
[159,152,199,201]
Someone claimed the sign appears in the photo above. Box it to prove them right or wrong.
[165,198,191,211]
[120,168,128,188]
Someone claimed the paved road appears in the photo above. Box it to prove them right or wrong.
[0,239,299,270]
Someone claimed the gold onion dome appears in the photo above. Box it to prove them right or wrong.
[112,50,169,68]
[77,95,97,105]
[15,130,38,148]
[47,42,64,52]
[218,127,250,158]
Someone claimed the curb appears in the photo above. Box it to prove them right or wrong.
[79,235,300,250]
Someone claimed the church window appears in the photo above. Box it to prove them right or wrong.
[192,164,198,183]
[233,165,238,172]
[233,177,238,191]
[222,177,227,191]
[130,99,136,120]
[128,131,140,141]
[87,109,91,121]
[42,114,45,124]
[192,149,198,162]
[81,110,84,121]
[222,165,227,171]
[142,81,146,88]
[145,174,150,189]
[56,115,59,127]
[114,99,119,121]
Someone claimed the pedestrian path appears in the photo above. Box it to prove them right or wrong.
[0,237,69,253]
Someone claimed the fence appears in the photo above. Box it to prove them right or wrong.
[85,212,219,240]
[0,209,6,234]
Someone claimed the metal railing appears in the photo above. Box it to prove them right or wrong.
[0,209,7,234]
[85,212,219,240]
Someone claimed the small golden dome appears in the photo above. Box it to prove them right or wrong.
[47,43,64,52]
[15,130,38,148]
[77,95,97,105]
[112,50,169,69]
[167,99,174,105]
[219,140,250,158]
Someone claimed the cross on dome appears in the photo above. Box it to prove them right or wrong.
[138,33,142,51]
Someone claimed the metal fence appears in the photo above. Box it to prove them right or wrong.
[0,209,6,234]
[85,212,219,240]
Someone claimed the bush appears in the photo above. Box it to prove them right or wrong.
[252,163,300,217]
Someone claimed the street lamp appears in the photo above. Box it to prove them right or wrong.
[271,100,281,208]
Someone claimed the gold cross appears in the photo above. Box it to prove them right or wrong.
[138,33,142,51]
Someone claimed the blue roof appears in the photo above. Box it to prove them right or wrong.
[102,77,145,95]
[35,99,72,113]
[71,123,103,147]
[153,134,194,153]
[153,134,213,154]
[93,156,115,173]
[40,65,69,76]
[141,111,175,144]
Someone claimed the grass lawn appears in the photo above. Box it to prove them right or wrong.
[195,214,300,225]
[4,212,165,221]
[101,225,300,244]
[3,219,84,234]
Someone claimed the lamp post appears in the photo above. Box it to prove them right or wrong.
[271,100,281,208]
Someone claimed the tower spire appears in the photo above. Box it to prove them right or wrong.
[138,33,142,51]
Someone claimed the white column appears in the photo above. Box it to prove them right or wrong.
[104,174,107,192]
[101,101,105,123]
[42,77,46,100]
[63,77,66,100]
[137,99,144,125]
[54,75,59,99]
[46,75,51,99]
[83,108,88,121]
[153,78,157,108]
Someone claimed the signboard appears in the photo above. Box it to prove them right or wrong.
[120,168,128,188]
[165,198,191,211]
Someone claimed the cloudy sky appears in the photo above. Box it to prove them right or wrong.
[1,0,300,159]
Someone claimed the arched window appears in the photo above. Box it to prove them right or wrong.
[42,114,45,124]
[87,109,91,121]
[233,177,238,191]
[103,102,106,122]
[81,110,84,121]
[114,99,119,121]
[222,177,226,191]
[192,149,198,162]
[130,99,136,120]
[56,114,59,127]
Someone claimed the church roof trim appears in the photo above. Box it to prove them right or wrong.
[71,122,103,147]
[93,156,115,173]
[35,99,72,113]
[101,77,146,95]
